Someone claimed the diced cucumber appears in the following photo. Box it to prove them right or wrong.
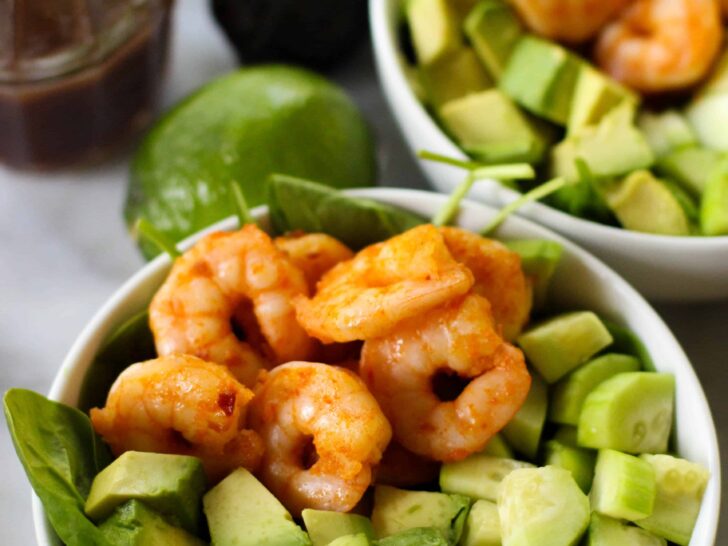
[590,449,656,521]
[482,434,514,459]
[549,353,641,426]
[498,466,590,546]
[328,534,371,546]
[700,156,728,236]
[656,146,723,196]
[552,426,578,447]
[407,0,462,65]
[440,455,534,502]
[463,0,523,79]
[301,510,374,546]
[501,372,547,460]
[685,93,728,151]
[578,372,675,453]
[505,240,563,310]
[377,527,449,546]
[587,513,666,546]
[635,454,711,546]
[516,312,613,383]
[543,440,596,493]
[637,110,697,157]
[601,319,653,371]
[460,500,500,546]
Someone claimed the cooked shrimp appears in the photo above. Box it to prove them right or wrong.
[249,361,392,515]
[150,224,315,386]
[595,0,723,93]
[360,294,531,462]
[374,441,440,488]
[722,0,728,19]
[509,0,632,43]
[275,232,354,292]
[90,355,263,481]
[440,227,532,341]
[294,225,474,344]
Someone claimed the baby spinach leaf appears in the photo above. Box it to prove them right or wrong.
[78,310,156,413]
[267,174,425,249]
[4,389,112,546]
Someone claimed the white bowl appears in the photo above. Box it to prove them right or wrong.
[370,0,728,303]
[34,188,720,546]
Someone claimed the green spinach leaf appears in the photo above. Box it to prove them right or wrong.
[4,389,112,546]
[267,174,425,249]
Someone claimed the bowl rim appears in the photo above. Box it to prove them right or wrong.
[369,0,728,248]
[32,187,721,546]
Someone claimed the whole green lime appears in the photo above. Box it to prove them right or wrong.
[125,65,376,258]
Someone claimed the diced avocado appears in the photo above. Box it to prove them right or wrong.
[516,311,613,384]
[498,466,590,546]
[440,455,534,502]
[578,372,675,454]
[550,353,642,426]
[662,177,700,226]
[439,89,549,164]
[656,146,723,196]
[568,65,638,136]
[686,93,728,151]
[421,47,492,109]
[482,433,514,458]
[590,449,656,521]
[635,454,710,546]
[637,110,697,157]
[302,509,374,546]
[500,36,581,125]
[501,372,547,460]
[551,102,654,183]
[371,485,470,544]
[695,48,728,96]
[84,451,206,534]
[505,239,562,310]
[407,0,462,65]
[700,157,728,235]
[603,170,691,235]
[450,0,480,20]
[203,468,311,546]
[464,0,524,79]
[328,534,371,546]
[98,500,206,546]
[460,500,500,546]
[377,527,449,546]
[543,440,596,493]
[588,513,666,546]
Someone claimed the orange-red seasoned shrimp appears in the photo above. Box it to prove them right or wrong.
[595,0,723,93]
[440,227,532,341]
[374,441,441,488]
[294,225,474,343]
[722,0,728,18]
[510,0,632,43]
[150,224,315,386]
[249,362,392,515]
[90,355,263,481]
[275,232,354,292]
[361,294,531,462]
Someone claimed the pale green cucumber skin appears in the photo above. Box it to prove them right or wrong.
[460,500,501,546]
[498,466,590,546]
[543,440,596,493]
[516,312,613,383]
[588,513,666,546]
[502,372,548,460]
[577,372,675,453]
[440,455,534,502]
[590,449,656,521]
[549,353,641,426]
[635,454,711,546]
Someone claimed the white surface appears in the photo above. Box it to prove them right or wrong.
[370,0,728,302]
[0,0,726,544]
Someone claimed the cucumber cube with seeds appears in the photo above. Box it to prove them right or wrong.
[590,449,656,521]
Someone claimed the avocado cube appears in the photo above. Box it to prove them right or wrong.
[328,534,371,546]
[407,0,462,65]
[500,36,581,125]
[440,89,549,164]
[371,485,470,544]
[421,47,492,108]
[686,93,728,151]
[377,527,450,545]
[505,239,563,310]
[203,468,310,546]
[99,500,206,546]
[657,146,723,196]
[604,170,691,235]
[568,65,638,135]
[84,451,206,534]
[459,500,500,546]
[700,158,728,235]
[302,509,374,546]
[464,0,524,79]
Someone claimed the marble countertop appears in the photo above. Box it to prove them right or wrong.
[0,0,725,543]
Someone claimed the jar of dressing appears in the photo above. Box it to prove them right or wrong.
[0,0,172,169]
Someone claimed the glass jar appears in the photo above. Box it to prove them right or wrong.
[0,0,172,169]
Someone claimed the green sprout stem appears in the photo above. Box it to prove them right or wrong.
[132,218,181,259]
[229,181,255,226]
[432,172,476,227]
[418,150,481,170]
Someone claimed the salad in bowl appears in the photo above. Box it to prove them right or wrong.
[4,180,720,546]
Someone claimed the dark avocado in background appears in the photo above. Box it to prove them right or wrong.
[210,0,368,70]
